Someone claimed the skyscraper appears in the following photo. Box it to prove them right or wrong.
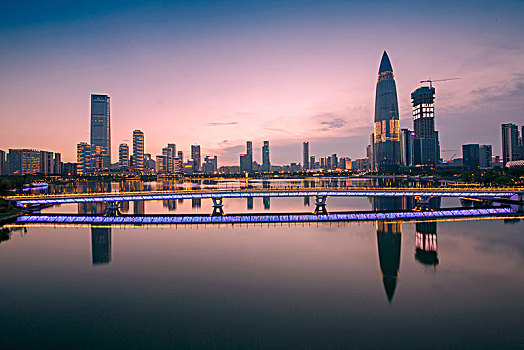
[240,154,251,173]
[374,51,400,172]
[479,145,492,168]
[412,86,439,167]
[167,143,176,172]
[462,144,480,169]
[262,141,270,172]
[90,94,111,169]
[76,142,91,175]
[162,147,174,173]
[133,130,144,174]
[191,144,201,172]
[7,149,40,175]
[119,143,129,170]
[400,129,413,166]
[246,141,253,172]
[303,142,309,170]
[0,150,6,175]
[501,123,520,166]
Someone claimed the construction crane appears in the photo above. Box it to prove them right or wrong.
[420,78,460,89]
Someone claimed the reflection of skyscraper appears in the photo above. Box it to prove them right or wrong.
[376,221,402,303]
[415,222,439,267]
[263,197,270,210]
[192,198,201,209]
[91,227,111,265]
[90,94,111,169]
[374,197,402,303]
[163,200,176,211]
[374,51,400,172]
[134,201,145,215]
[120,201,130,213]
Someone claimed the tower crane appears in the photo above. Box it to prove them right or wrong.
[420,78,460,89]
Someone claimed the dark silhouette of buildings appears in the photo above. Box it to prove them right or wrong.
[373,51,400,172]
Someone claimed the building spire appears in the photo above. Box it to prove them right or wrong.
[378,50,393,73]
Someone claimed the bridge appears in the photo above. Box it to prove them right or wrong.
[8,187,523,204]
[13,207,517,226]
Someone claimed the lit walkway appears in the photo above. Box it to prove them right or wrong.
[15,207,515,225]
[9,187,522,206]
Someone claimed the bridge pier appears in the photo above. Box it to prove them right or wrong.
[104,201,121,216]
[414,196,431,211]
[212,197,225,216]
[314,195,328,215]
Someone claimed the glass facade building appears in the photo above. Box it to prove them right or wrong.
[373,51,400,172]
[90,94,111,169]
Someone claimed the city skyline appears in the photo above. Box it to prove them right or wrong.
[1,1,524,164]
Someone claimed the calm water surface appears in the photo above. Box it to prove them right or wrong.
[1,180,523,349]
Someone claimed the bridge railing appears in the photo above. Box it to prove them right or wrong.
[5,185,523,201]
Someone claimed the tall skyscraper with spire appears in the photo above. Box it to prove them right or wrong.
[373,51,400,172]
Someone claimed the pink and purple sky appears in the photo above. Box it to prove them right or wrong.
[1,0,523,164]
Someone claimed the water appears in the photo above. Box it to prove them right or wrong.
[1,180,523,349]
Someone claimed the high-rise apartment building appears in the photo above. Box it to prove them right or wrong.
[374,51,400,172]
[245,141,253,172]
[133,130,145,174]
[0,150,6,175]
[39,151,54,174]
[411,86,439,167]
[310,156,316,170]
[90,94,111,169]
[54,153,62,174]
[262,141,270,172]
[76,142,91,175]
[479,145,492,168]
[167,144,176,172]
[191,144,201,172]
[240,154,251,173]
[203,156,218,173]
[119,143,129,170]
[162,147,174,173]
[7,149,40,175]
[155,155,167,174]
[303,142,309,170]
[501,123,521,166]
[462,144,480,169]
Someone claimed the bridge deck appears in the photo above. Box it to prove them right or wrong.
[8,187,522,205]
[14,207,516,225]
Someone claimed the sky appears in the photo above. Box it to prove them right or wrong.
[1,0,523,165]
